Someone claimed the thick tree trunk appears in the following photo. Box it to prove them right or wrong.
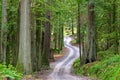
[31,3,36,66]
[12,2,20,66]
[31,13,37,71]
[37,26,42,70]
[17,0,32,74]
[41,0,51,66]
[14,2,20,66]
[1,0,7,63]
[36,20,43,70]
[81,0,96,65]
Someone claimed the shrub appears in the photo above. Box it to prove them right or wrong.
[0,64,23,80]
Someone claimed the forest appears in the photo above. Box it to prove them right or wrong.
[0,0,120,80]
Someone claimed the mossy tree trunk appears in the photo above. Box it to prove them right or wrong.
[81,0,96,65]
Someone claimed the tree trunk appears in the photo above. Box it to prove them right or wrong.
[1,0,7,63]
[71,18,74,35]
[77,2,81,59]
[106,10,112,50]
[54,31,57,50]
[81,0,96,65]
[12,2,20,66]
[17,0,32,74]
[112,0,118,54]
[31,13,37,71]
[60,26,64,50]
[41,0,51,67]
[36,19,43,70]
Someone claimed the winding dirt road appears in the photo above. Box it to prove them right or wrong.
[47,37,90,80]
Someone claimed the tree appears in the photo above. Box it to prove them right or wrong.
[81,0,96,65]
[17,0,32,74]
[112,0,119,54]
[1,0,7,63]
[41,0,51,67]
[77,1,82,59]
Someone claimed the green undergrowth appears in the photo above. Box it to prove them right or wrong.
[71,36,78,44]
[71,39,77,44]
[97,48,116,60]
[51,48,61,54]
[73,50,120,80]
[0,64,23,80]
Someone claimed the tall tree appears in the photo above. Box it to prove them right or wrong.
[17,0,32,74]
[1,0,7,63]
[81,0,96,65]
[41,0,51,66]
[77,1,81,59]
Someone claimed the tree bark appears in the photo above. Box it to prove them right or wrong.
[81,0,96,65]
[17,0,32,74]
[77,2,81,59]
[71,18,74,35]
[41,0,51,66]
[1,0,7,63]
[12,1,20,66]
[31,13,37,71]
[60,26,64,50]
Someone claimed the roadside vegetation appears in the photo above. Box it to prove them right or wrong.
[0,64,23,80]
[73,48,120,80]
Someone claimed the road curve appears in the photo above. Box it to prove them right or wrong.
[47,36,88,80]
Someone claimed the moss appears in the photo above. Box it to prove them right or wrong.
[16,60,24,73]
[41,53,49,68]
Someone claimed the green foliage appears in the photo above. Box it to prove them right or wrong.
[51,48,61,53]
[71,39,77,44]
[73,59,82,75]
[97,48,115,60]
[77,0,83,3]
[73,55,120,80]
[64,29,72,36]
[41,52,49,67]
[0,64,23,80]
[0,0,1,27]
